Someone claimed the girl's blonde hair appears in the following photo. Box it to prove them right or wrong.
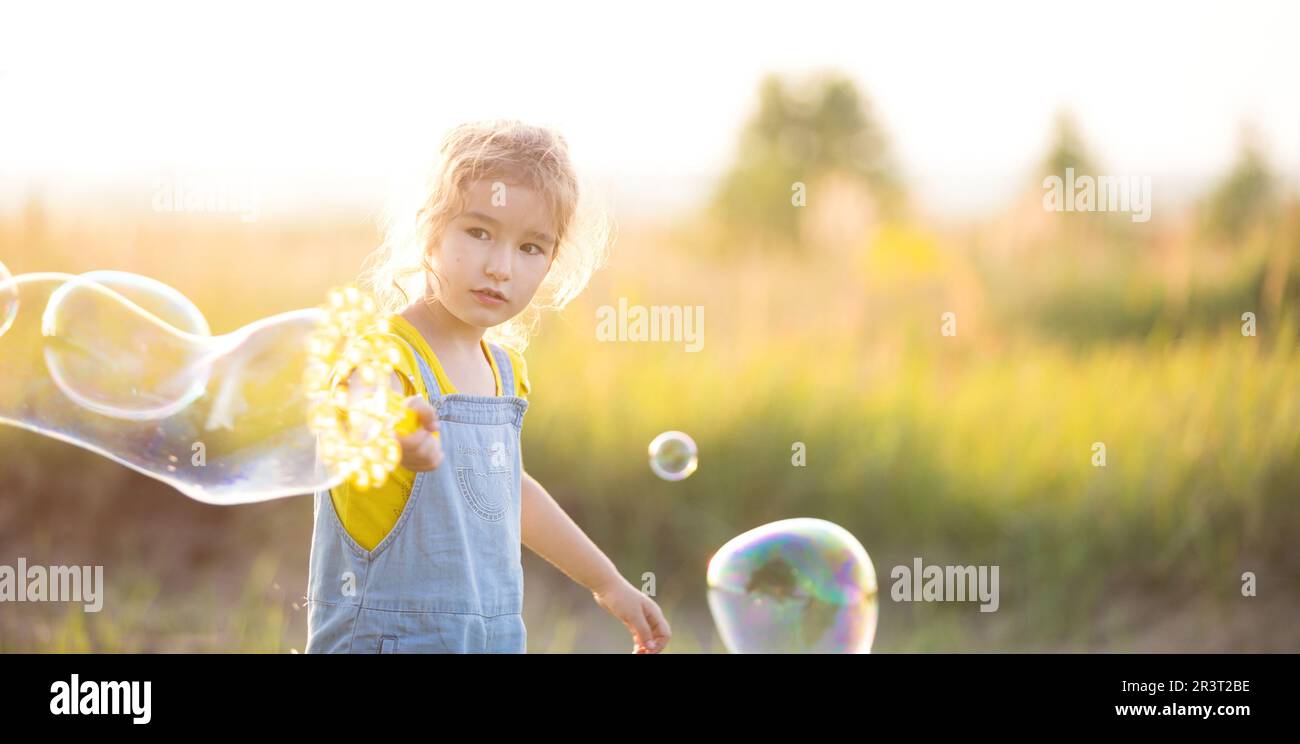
[360,119,612,352]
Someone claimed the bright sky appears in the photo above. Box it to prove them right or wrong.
[1,0,1297,218]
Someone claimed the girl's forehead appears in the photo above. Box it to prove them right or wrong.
[461,180,557,232]
[465,177,539,196]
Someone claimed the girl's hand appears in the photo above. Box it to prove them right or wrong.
[396,396,443,471]
[592,577,672,654]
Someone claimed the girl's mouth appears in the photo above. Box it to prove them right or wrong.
[471,289,507,307]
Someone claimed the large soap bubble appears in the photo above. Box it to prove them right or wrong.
[42,271,214,420]
[0,270,413,504]
[707,518,878,653]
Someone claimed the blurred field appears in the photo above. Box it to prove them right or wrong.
[2,81,1299,652]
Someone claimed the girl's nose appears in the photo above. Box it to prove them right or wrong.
[485,243,512,281]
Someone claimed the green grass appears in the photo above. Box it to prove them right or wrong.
[2,207,1298,651]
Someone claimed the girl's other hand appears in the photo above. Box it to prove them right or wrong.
[593,578,672,654]
[396,396,442,471]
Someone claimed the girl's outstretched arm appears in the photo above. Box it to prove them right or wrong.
[520,470,672,653]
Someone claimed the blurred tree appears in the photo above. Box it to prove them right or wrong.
[1040,111,1099,178]
[1031,111,1145,259]
[1203,128,1277,243]
[711,72,901,249]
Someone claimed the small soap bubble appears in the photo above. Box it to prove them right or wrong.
[648,430,698,481]
[707,518,878,653]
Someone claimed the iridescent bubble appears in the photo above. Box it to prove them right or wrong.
[0,272,411,504]
[42,271,214,420]
[0,259,16,339]
[648,430,698,481]
[707,518,878,653]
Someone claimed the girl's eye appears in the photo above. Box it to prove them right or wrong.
[467,227,490,240]
[521,243,543,256]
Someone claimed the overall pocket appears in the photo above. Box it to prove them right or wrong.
[455,466,512,522]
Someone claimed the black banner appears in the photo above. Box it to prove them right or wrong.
[0,653,1286,731]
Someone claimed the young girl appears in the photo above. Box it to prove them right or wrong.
[305,120,671,654]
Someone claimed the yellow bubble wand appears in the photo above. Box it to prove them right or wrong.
[302,286,425,491]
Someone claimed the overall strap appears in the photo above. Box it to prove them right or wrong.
[399,338,442,398]
[488,343,516,397]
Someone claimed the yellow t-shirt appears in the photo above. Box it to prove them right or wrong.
[328,314,531,551]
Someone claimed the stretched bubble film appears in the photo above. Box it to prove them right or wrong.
[0,270,411,504]
[707,518,878,653]
[0,260,16,338]
[41,271,215,420]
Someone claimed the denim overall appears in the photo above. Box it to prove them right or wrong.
[305,341,529,653]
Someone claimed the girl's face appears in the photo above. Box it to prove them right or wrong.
[428,179,557,328]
